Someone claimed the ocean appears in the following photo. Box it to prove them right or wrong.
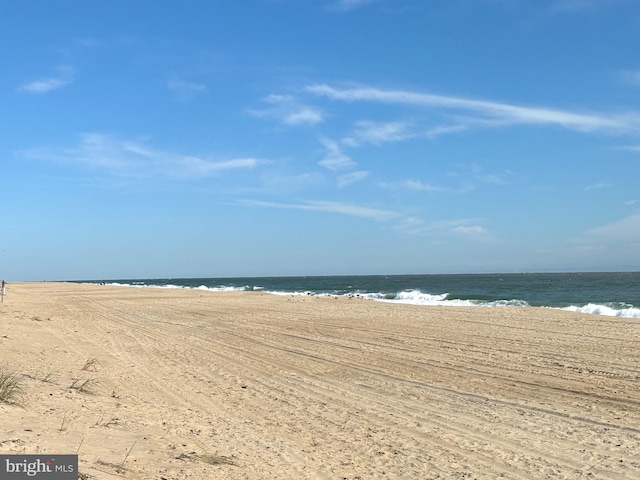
[81,272,640,319]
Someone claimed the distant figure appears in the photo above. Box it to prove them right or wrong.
[1,280,5,303]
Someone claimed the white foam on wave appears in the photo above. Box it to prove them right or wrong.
[197,285,245,292]
[561,303,640,318]
[266,290,315,296]
[371,290,528,308]
[102,282,251,292]
[102,282,187,289]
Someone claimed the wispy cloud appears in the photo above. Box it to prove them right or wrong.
[585,181,612,191]
[23,133,261,179]
[401,179,453,193]
[383,162,508,194]
[286,108,324,125]
[380,164,507,194]
[242,199,397,220]
[567,213,640,268]
[19,66,74,94]
[379,178,470,194]
[469,164,510,185]
[342,121,414,146]
[74,37,105,49]
[549,0,627,13]
[345,119,477,144]
[617,145,640,152]
[580,213,640,244]
[453,225,489,235]
[425,123,470,139]
[330,0,381,12]
[167,77,208,100]
[306,84,640,134]
[620,70,640,86]
[248,94,324,126]
[397,216,490,237]
[337,170,370,187]
[318,137,356,170]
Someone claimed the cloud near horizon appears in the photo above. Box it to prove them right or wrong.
[581,213,640,244]
[397,216,490,238]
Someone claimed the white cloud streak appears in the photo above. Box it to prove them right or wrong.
[343,121,414,146]
[337,170,370,187]
[585,181,612,191]
[242,199,397,220]
[397,216,490,237]
[248,94,324,126]
[331,0,381,12]
[285,107,325,126]
[620,70,640,86]
[617,145,640,152]
[567,213,640,267]
[403,179,451,193]
[549,0,626,13]
[19,66,74,94]
[582,213,640,243]
[306,84,640,134]
[23,133,261,179]
[167,78,208,99]
[318,137,356,170]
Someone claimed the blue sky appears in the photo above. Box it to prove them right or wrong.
[2,0,640,280]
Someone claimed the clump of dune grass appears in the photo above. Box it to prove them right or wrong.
[176,451,237,466]
[69,377,96,393]
[198,453,238,466]
[81,358,99,372]
[0,366,25,405]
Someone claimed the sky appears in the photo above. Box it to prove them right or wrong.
[1,0,640,281]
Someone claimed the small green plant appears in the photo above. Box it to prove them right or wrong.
[0,366,25,404]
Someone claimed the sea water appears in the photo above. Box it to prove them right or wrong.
[81,272,640,319]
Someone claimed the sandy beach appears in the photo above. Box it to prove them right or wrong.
[1,282,639,479]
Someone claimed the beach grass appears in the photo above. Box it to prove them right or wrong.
[0,366,25,405]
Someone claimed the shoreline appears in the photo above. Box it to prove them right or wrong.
[2,282,640,479]
[69,277,640,318]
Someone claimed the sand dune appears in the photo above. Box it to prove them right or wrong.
[1,282,640,479]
